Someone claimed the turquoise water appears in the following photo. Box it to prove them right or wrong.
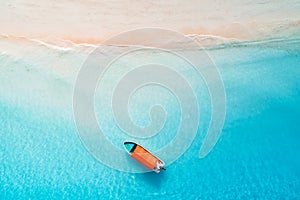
[1,38,300,199]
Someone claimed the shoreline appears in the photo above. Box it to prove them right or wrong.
[1,29,300,51]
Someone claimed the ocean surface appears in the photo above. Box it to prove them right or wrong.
[1,36,300,199]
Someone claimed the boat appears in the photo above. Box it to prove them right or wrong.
[124,141,166,173]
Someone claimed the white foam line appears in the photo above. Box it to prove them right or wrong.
[29,39,74,51]
[186,34,241,41]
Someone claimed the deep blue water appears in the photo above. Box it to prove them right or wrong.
[1,39,300,199]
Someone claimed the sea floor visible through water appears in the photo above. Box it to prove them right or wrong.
[0,37,300,199]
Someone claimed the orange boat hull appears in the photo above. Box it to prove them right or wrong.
[124,141,165,173]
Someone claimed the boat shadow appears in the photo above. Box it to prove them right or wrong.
[137,170,167,188]
[123,151,167,188]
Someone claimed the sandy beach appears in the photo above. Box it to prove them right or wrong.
[0,0,299,45]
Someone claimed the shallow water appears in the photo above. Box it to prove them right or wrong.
[1,38,300,199]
